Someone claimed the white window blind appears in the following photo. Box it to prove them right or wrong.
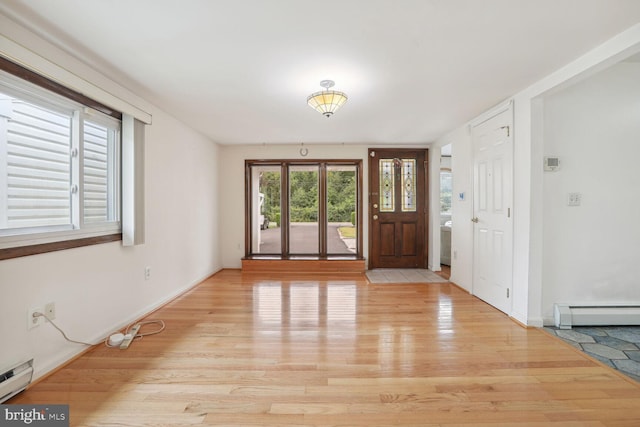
[1,96,72,230]
[83,118,119,224]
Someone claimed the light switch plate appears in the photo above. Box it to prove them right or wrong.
[567,192,581,206]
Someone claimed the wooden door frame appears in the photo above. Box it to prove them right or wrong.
[367,148,429,270]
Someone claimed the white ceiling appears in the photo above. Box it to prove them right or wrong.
[2,0,640,146]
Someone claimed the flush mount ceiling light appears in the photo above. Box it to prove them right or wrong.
[307,80,348,118]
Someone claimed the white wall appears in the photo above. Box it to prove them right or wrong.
[516,24,640,326]
[540,62,640,323]
[0,17,220,379]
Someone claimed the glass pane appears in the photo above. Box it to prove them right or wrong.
[251,165,281,254]
[327,165,357,254]
[379,159,394,212]
[440,171,453,227]
[289,165,318,254]
[440,170,452,214]
[401,159,416,212]
[1,92,72,230]
[83,120,118,224]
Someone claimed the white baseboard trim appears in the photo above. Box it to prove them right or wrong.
[527,317,544,328]
[509,310,527,326]
[508,311,544,328]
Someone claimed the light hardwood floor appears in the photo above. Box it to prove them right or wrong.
[10,270,640,426]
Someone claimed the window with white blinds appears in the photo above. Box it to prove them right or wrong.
[2,98,72,229]
[0,70,121,250]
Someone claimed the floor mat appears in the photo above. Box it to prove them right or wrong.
[365,268,448,284]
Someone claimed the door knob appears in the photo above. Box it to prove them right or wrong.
[471,217,479,223]
[373,203,378,209]
[373,215,379,220]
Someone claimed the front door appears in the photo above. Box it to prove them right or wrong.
[471,107,513,314]
[369,149,427,269]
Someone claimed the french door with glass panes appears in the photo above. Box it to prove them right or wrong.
[245,160,362,259]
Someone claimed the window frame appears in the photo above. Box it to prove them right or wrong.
[0,56,123,261]
[244,159,363,260]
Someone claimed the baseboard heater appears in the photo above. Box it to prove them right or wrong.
[554,303,640,329]
[0,359,33,403]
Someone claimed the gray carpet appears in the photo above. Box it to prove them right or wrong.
[365,268,448,284]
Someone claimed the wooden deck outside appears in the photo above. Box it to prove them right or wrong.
[10,269,640,426]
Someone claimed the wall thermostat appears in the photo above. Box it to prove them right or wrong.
[544,156,560,171]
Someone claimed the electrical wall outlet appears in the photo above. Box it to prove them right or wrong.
[144,266,151,280]
[28,307,44,329]
[44,302,56,321]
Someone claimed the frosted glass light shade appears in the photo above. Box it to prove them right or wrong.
[307,90,348,117]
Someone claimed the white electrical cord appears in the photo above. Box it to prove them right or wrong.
[104,319,166,348]
[34,311,166,348]
[33,312,94,346]
[127,320,166,338]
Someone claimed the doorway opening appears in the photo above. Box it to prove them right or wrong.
[440,145,452,279]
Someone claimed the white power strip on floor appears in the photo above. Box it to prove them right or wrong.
[119,324,141,349]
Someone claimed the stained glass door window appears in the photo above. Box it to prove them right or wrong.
[379,158,416,212]
[401,159,416,212]
[379,159,395,212]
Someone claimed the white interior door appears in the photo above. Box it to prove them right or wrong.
[472,107,513,314]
